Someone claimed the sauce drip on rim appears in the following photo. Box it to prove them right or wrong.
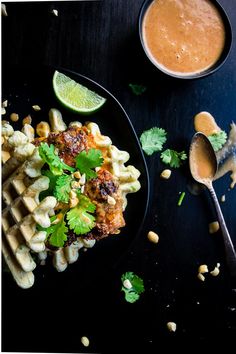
[143,0,226,76]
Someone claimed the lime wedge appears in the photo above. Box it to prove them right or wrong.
[52,71,106,114]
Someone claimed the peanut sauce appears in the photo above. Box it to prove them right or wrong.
[143,0,225,75]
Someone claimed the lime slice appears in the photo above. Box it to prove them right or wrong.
[52,71,106,114]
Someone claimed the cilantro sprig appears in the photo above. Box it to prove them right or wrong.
[75,148,103,180]
[39,143,75,175]
[129,84,147,96]
[140,127,167,155]
[66,195,96,234]
[161,149,187,168]
[208,130,227,152]
[37,214,68,248]
[54,174,73,203]
[121,272,145,303]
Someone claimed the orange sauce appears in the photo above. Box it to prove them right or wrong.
[190,138,215,181]
[142,0,225,75]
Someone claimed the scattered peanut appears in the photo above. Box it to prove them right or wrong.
[210,267,220,277]
[51,9,58,16]
[197,273,205,282]
[69,190,79,208]
[198,264,208,274]
[1,4,8,16]
[2,100,8,108]
[10,113,19,122]
[147,231,159,244]
[22,115,32,125]
[1,107,6,115]
[1,136,5,145]
[32,105,41,111]
[81,336,89,347]
[221,194,226,202]
[160,169,171,179]
[73,171,81,179]
[209,221,220,234]
[123,279,132,289]
[79,173,86,185]
[36,121,50,137]
[1,150,11,164]
[167,322,177,332]
[107,195,116,205]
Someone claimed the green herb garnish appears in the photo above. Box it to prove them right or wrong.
[75,148,103,180]
[37,214,68,248]
[161,149,187,168]
[121,272,145,303]
[177,192,186,206]
[54,174,73,203]
[140,127,167,155]
[39,143,75,175]
[129,84,147,96]
[66,195,96,234]
[208,131,227,152]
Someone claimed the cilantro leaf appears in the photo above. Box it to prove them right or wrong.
[39,170,59,202]
[121,272,145,303]
[161,149,187,168]
[75,148,103,180]
[129,84,147,96]
[208,131,227,152]
[140,127,167,155]
[66,195,96,235]
[39,142,75,175]
[54,174,73,203]
[37,214,68,248]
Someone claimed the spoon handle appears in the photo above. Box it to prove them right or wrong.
[208,185,236,277]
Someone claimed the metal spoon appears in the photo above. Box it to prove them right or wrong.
[189,132,236,277]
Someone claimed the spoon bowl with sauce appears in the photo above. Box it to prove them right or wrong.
[189,132,236,276]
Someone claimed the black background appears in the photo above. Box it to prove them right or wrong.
[2,1,236,353]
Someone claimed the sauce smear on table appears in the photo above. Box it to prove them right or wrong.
[143,0,225,75]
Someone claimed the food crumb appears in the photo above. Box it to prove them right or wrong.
[81,336,89,347]
[147,231,159,244]
[210,263,220,277]
[10,113,19,122]
[197,273,205,282]
[221,195,226,202]
[198,264,208,274]
[167,322,177,332]
[32,105,41,111]
[209,221,220,234]
[2,100,8,108]
[1,107,6,115]
[22,115,32,125]
[160,169,171,179]
[1,4,8,16]
[51,9,58,16]
[123,279,132,289]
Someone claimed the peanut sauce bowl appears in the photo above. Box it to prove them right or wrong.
[138,0,232,79]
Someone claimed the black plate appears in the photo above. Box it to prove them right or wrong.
[2,66,150,353]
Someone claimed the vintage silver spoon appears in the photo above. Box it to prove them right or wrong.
[189,132,236,277]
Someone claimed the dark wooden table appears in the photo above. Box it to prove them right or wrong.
[2,1,236,353]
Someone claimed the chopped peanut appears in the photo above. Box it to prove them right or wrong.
[221,195,226,202]
[73,171,81,179]
[167,322,177,332]
[198,264,208,274]
[2,100,8,108]
[210,267,220,277]
[81,336,89,347]
[123,279,132,289]
[160,169,171,179]
[36,121,50,138]
[10,113,19,122]
[147,231,159,244]
[22,115,32,125]
[1,107,6,115]
[107,195,116,205]
[209,221,220,234]
[32,105,41,111]
[197,273,205,282]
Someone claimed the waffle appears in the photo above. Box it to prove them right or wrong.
[2,154,96,288]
